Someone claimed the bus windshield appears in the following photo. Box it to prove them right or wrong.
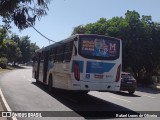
[79,35,120,60]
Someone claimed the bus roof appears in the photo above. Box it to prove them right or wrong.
[35,34,121,53]
[35,34,78,53]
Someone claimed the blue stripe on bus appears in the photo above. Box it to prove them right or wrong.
[86,61,115,74]
[72,61,84,73]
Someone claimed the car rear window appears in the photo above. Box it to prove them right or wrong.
[121,74,133,79]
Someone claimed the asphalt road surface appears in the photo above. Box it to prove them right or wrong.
[0,67,160,120]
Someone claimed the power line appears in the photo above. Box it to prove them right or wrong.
[29,23,56,43]
[28,22,64,45]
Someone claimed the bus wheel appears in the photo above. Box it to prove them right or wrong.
[34,72,37,78]
[81,91,89,94]
[48,75,53,92]
[36,79,39,84]
[35,72,39,84]
[128,90,135,95]
[77,91,89,95]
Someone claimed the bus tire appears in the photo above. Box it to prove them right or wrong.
[34,71,37,78]
[48,75,53,92]
[36,79,39,84]
[128,90,135,95]
[35,72,39,84]
[77,91,89,95]
[81,91,89,94]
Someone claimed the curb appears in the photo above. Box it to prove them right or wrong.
[0,88,17,120]
[0,99,7,120]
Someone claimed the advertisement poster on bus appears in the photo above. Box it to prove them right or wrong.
[81,38,119,57]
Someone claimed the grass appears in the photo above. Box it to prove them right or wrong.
[0,65,25,73]
[0,66,13,73]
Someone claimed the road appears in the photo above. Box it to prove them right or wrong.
[0,67,160,120]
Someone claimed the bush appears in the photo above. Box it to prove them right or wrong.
[0,57,8,69]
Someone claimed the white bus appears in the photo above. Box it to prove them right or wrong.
[32,34,122,93]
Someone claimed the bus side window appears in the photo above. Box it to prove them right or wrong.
[51,48,56,62]
[56,45,64,62]
[40,52,44,63]
[49,50,53,61]
[64,41,73,62]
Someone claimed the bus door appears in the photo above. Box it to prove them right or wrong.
[36,53,41,80]
[43,51,49,83]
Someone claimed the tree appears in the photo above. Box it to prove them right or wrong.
[0,0,50,30]
[72,25,86,35]
[2,39,22,64]
[0,27,8,57]
[0,29,40,66]
[19,36,31,63]
[9,34,39,64]
[11,34,21,45]
[0,27,7,43]
[30,42,39,59]
[17,35,39,63]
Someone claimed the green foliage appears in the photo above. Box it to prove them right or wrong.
[0,57,7,69]
[30,43,40,59]
[19,36,31,63]
[72,10,160,85]
[0,28,40,66]
[0,0,50,30]
[11,35,39,63]
[72,25,86,35]
[2,39,22,63]
[0,27,7,43]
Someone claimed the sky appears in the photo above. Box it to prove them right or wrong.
[3,0,160,48]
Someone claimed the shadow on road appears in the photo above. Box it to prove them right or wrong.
[110,91,141,97]
[136,86,160,94]
[32,82,140,119]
